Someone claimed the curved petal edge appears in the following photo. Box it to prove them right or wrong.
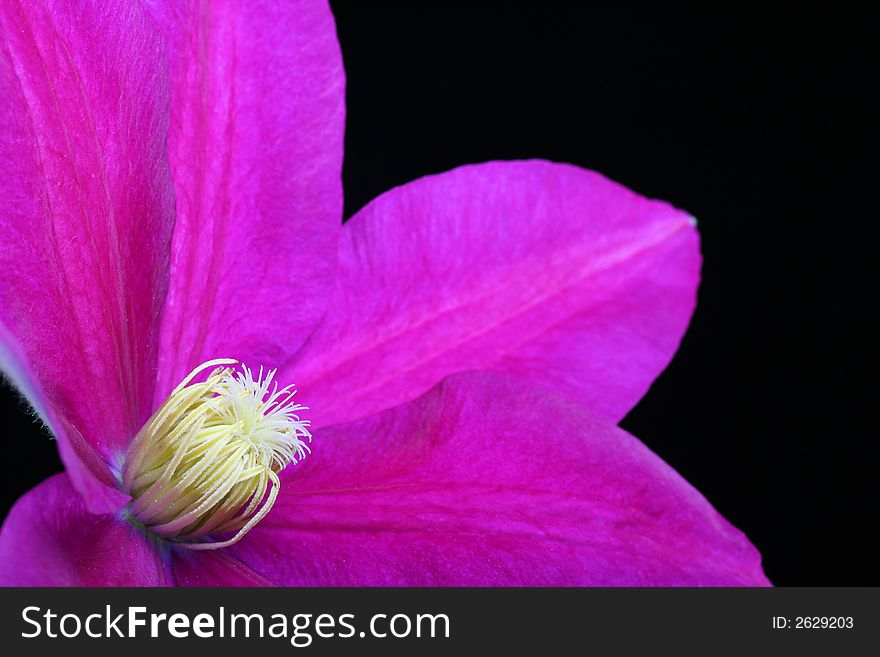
[289,160,701,429]
[0,473,167,586]
[232,371,768,586]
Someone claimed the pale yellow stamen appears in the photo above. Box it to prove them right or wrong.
[122,359,310,550]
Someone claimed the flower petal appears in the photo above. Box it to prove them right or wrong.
[0,323,128,513]
[142,0,346,400]
[288,161,700,429]
[0,473,168,586]
[230,371,768,586]
[0,0,175,461]
[172,550,273,587]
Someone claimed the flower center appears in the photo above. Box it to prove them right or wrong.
[121,359,310,550]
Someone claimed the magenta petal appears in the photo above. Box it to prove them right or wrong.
[143,0,346,400]
[0,474,167,586]
[1,322,126,513]
[172,550,274,587]
[230,371,767,586]
[288,161,700,429]
[0,0,175,461]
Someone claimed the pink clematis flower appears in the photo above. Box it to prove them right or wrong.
[0,0,769,586]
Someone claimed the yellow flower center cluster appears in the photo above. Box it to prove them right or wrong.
[122,359,310,550]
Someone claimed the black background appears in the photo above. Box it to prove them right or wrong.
[0,3,874,586]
